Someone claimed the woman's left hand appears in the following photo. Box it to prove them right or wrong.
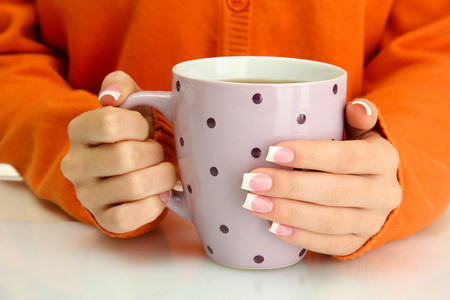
[241,99,402,256]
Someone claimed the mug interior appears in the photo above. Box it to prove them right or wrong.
[173,56,346,83]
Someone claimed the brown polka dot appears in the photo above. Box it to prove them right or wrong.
[210,167,219,176]
[251,148,262,158]
[220,225,229,234]
[252,93,263,104]
[297,114,306,124]
[207,118,216,128]
[254,255,264,264]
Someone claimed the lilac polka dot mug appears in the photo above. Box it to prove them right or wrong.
[120,56,347,269]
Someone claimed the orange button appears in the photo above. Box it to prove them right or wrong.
[227,0,250,12]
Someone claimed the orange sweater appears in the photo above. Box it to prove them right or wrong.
[0,0,449,259]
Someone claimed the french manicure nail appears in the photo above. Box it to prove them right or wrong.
[242,193,274,213]
[99,85,122,101]
[269,222,293,237]
[241,173,273,192]
[352,100,372,116]
[266,146,294,164]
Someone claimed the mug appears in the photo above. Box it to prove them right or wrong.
[120,56,347,269]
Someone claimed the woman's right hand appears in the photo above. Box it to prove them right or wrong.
[61,71,177,233]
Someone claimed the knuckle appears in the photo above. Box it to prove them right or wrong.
[60,152,83,182]
[146,140,165,164]
[106,206,133,233]
[67,110,95,141]
[305,231,365,256]
[323,236,337,255]
[327,184,339,201]
[74,187,86,203]
[322,208,352,235]
[104,70,128,83]
[327,180,350,205]
[97,107,126,140]
[115,142,141,171]
[374,138,400,172]
[335,146,357,173]
[154,162,178,190]
[141,196,165,221]
[66,118,78,139]
[271,197,299,225]
[74,184,97,210]
[387,145,400,170]
[385,182,402,210]
[374,179,402,212]
[358,210,385,237]
[60,154,72,178]
[279,171,300,197]
[67,115,85,142]
[165,162,179,184]
[331,237,360,256]
[282,201,300,222]
[124,173,147,200]
[366,218,384,237]
[98,107,146,142]
[152,141,165,158]
[102,198,162,234]
[322,212,339,234]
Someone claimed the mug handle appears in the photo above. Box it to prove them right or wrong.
[120,91,192,222]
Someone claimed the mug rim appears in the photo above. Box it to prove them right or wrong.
[172,56,347,85]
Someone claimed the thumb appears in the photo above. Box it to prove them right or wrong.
[98,71,142,107]
[345,99,378,140]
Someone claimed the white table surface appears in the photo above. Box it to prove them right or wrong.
[1,164,450,300]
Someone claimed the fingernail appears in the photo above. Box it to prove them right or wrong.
[269,222,293,237]
[159,191,171,203]
[352,100,372,116]
[242,193,274,213]
[241,173,272,192]
[266,146,294,163]
[99,85,122,101]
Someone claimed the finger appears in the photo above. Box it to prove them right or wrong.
[79,162,177,210]
[242,170,381,209]
[345,99,378,140]
[247,196,381,235]
[82,139,165,177]
[98,195,166,233]
[266,135,389,175]
[271,227,365,256]
[68,106,150,145]
[98,71,142,106]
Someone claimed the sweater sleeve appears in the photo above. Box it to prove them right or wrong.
[0,2,169,237]
[343,1,450,258]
